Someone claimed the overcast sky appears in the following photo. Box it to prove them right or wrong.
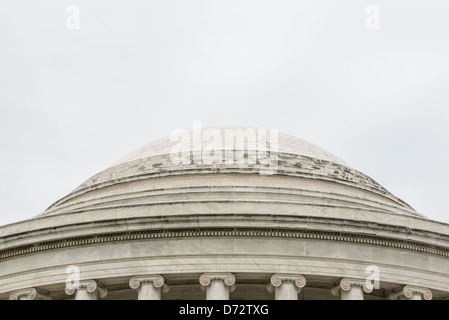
[1,0,448,227]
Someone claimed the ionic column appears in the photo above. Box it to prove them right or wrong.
[9,288,51,300]
[129,275,169,300]
[65,280,108,300]
[331,278,372,300]
[388,285,432,300]
[267,274,307,300]
[199,273,236,300]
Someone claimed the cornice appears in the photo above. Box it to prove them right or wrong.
[1,225,449,262]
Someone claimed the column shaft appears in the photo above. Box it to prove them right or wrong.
[275,282,298,300]
[75,289,98,300]
[206,280,229,300]
[138,282,161,300]
[340,286,364,300]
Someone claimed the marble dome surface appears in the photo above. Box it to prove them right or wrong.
[37,126,421,220]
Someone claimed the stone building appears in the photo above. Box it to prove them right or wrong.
[1,126,448,300]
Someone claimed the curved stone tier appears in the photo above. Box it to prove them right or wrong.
[38,127,420,221]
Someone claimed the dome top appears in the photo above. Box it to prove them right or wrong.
[112,126,350,168]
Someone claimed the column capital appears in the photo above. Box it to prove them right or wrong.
[129,275,169,293]
[199,273,236,287]
[200,273,236,299]
[9,288,51,300]
[389,285,432,300]
[199,273,236,292]
[267,274,307,293]
[65,279,108,298]
[331,278,373,297]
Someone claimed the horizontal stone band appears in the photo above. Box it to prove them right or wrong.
[1,227,448,262]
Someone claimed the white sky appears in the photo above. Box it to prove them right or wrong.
[0,0,448,227]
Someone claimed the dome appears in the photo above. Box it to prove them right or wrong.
[38,126,421,220]
[1,126,448,301]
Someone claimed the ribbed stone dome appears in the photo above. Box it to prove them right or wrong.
[37,126,422,220]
